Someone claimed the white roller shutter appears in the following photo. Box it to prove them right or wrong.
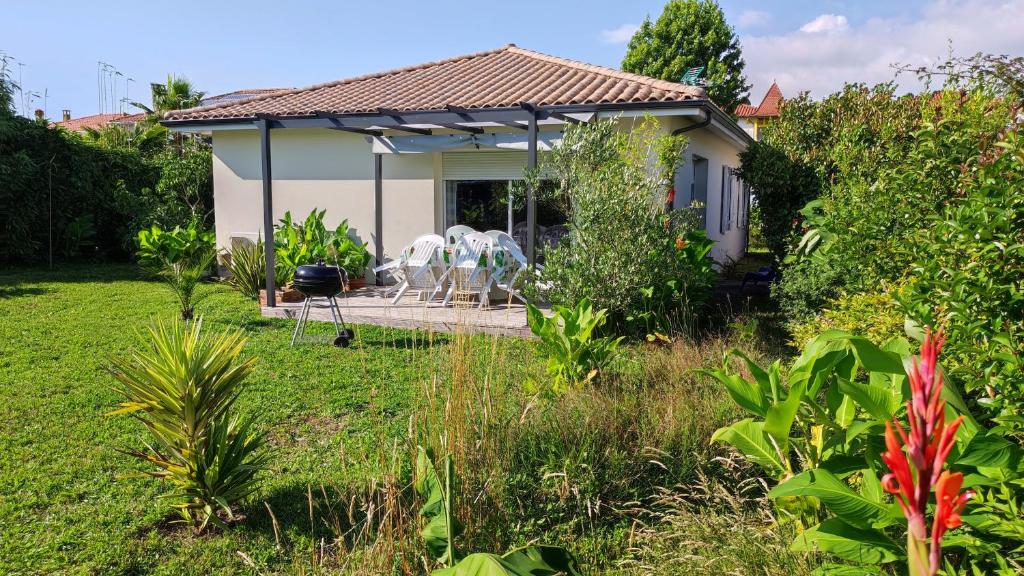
[442,151,530,180]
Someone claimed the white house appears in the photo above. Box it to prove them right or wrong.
[162,45,753,305]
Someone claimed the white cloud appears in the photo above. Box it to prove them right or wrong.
[600,23,640,44]
[738,10,771,29]
[799,14,849,34]
[741,0,1024,101]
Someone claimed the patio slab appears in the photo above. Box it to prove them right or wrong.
[260,286,537,338]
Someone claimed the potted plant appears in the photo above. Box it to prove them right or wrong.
[263,210,372,301]
[331,231,372,290]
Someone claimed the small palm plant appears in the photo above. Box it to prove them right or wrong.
[109,318,267,532]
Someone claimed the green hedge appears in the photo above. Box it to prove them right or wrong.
[0,109,211,263]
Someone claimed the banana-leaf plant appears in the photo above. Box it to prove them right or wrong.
[415,447,580,576]
[701,330,1024,573]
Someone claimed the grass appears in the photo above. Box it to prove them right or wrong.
[0,262,813,575]
[0,264,540,573]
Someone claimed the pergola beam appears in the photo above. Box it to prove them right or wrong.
[438,123,484,134]
[330,126,383,136]
[499,121,528,130]
[385,125,433,135]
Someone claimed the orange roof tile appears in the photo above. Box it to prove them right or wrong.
[51,112,130,132]
[165,45,707,122]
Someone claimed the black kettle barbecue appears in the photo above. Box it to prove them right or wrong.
[291,260,355,347]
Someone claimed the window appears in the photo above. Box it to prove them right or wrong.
[444,180,565,233]
[720,166,734,233]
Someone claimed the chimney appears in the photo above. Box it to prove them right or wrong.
[62,109,71,122]
[34,109,45,120]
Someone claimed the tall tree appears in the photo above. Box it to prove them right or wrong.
[622,0,751,112]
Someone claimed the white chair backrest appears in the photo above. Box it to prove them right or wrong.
[445,225,475,246]
[495,233,527,266]
[452,232,493,269]
[407,234,444,267]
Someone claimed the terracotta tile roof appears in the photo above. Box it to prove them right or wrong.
[165,45,707,122]
[51,112,131,132]
[735,82,783,118]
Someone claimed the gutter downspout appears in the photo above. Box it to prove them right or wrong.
[672,109,711,135]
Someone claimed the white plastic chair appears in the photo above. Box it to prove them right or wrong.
[440,232,495,308]
[372,234,446,305]
[489,231,528,304]
[445,225,475,247]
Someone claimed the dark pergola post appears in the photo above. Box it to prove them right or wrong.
[526,111,538,268]
[259,119,276,307]
[373,153,384,283]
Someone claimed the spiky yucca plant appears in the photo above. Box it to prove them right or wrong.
[109,318,267,531]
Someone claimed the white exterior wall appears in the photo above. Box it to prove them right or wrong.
[212,128,435,280]
[668,117,748,264]
[210,115,749,280]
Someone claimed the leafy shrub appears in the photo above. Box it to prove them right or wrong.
[789,286,905,348]
[526,299,622,397]
[274,209,372,284]
[225,240,266,300]
[136,222,218,319]
[109,319,268,531]
[736,139,819,262]
[899,129,1024,437]
[136,221,215,270]
[755,86,1015,324]
[704,330,1024,573]
[537,119,715,336]
[0,109,162,262]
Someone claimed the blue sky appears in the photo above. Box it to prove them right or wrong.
[4,0,1021,119]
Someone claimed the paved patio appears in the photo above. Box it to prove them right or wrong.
[260,286,536,338]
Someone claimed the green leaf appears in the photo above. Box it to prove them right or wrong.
[837,378,900,421]
[769,469,897,529]
[792,518,902,565]
[700,369,767,417]
[711,419,786,476]
[957,433,1023,472]
[846,337,904,373]
[431,545,580,576]
[765,378,806,451]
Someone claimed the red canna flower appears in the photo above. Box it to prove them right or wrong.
[675,236,687,251]
[880,328,973,576]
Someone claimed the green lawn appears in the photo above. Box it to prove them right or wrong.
[0,264,541,574]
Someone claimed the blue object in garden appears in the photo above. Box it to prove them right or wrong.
[741,266,777,289]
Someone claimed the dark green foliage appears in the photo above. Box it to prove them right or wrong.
[622,0,750,111]
[757,86,1016,324]
[0,69,211,264]
[538,120,716,337]
[736,140,819,262]
[899,130,1024,437]
[0,113,161,262]
[225,240,266,300]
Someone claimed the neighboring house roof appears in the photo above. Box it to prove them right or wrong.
[51,112,131,132]
[111,112,148,125]
[199,88,291,107]
[735,82,783,118]
[165,45,707,122]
